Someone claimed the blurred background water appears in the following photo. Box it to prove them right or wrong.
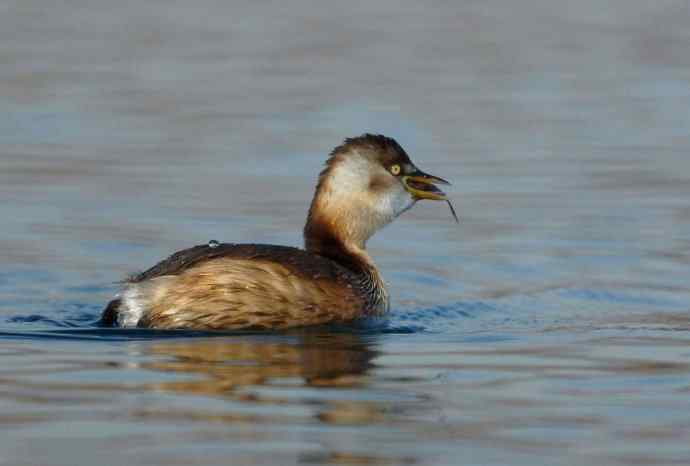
[1,1,690,465]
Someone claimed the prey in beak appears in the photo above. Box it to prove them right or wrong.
[402,168,459,223]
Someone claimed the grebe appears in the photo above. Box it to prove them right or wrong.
[101,134,456,330]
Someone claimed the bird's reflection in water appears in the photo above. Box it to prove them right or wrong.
[139,332,382,422]
[132,334,418,464]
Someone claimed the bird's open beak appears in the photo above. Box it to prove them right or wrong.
[402,169,450,201]
[403,168,459,223]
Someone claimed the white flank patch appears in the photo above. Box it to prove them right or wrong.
[117,284,147,328]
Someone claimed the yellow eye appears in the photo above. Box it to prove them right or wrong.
[390,164,401,175]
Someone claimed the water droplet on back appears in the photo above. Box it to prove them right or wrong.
[208,240,220,248]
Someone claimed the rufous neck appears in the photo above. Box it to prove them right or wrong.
[304,217,375,274]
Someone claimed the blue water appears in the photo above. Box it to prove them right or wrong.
[2,1,690,465]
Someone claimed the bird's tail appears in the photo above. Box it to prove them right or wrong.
[99,299,122,327]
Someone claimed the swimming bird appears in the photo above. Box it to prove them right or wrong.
[101,134,456,330]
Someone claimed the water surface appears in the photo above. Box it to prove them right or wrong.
[1,1,690,465]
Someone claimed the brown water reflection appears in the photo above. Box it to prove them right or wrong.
[143,334,376,397]
[131,334,421,466]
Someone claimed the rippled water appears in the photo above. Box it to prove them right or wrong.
[2,1,690,465]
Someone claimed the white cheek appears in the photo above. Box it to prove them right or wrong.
[378,185,416,219]
[326,155,371,197]
[394,188,416,216]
